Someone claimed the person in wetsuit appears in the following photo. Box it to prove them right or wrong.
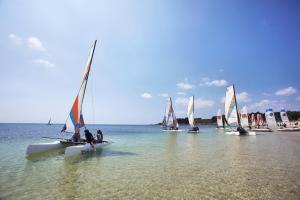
[96,129,103,143]
[84,129,95,147]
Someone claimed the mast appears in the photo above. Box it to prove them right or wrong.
[232,84,241,126]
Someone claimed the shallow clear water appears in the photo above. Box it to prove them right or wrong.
[0,124,299,199]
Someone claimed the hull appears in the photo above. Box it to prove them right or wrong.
[26,141,69,156]
[187,130,199,133]
[277,127,300,132]
[251,128,272,132]
[225,130,256,136]
[64,141,112,158]
[161,129,185,132]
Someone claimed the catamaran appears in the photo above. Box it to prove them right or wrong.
[277,108,300,131]
[251,113,272,132]
[27,40,111,157]
[240,106,250,130]
[187,96,199,133]
[224,85,255,136]
[162,97,184,132]
[265,108,278,131]
[216,109,224,129]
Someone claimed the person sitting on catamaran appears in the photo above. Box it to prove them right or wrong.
[71,127,81,143]
[84,129,95,147]
[96,129,103,143]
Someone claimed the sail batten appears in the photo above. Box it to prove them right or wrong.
[61,40,97,133]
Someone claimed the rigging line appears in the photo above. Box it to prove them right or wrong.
[90,66,96,126]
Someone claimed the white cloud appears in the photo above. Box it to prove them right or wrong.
[248,99,293,112]
[158,93,168,98]
[8,34,22,45]
[175,97,214,108]
[32,59,55,68]
[221,96,225,103]
[275,87,297,96]
[236,92,251,103]
[176,92,186,96]
[176,82,194,90]
[141,93,152,99]
[28,37,46,51]
[203,79,228,87]
[221,92,251,103]
[296,97,300,101]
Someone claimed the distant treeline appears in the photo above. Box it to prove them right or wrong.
[163,111,300,125]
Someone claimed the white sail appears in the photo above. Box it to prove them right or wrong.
[61,40,97,133]
[163,97,179,128]
[187,96,195,127]
[225,85,239,126]
[240,106,249,128]
[265,108,277,128]
[216,109,223,128]
[280,109,290,123]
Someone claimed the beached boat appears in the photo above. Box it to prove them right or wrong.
[27,40,110,157]
[277,109,300,131]
[216,109,224,129]
[251,113,272,132]
[224,85,255,136]
[187,96,199,133]
[161,97,184,132]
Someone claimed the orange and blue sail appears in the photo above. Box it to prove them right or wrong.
[61,40,97,133]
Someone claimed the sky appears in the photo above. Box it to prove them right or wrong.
[0,0,300,124]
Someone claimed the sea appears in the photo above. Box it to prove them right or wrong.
[0,123,299,200]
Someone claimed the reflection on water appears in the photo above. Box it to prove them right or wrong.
[0,124,299,199]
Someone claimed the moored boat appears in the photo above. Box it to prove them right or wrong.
[224,85,255,136]
[161,97,184,132]
[26,40,111,157]
[187,96,199,133]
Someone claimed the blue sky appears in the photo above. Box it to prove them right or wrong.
[0,0,300,124]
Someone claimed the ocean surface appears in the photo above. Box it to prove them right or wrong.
[0,123,299,200]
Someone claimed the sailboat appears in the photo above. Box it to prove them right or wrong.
[251,113,272,132]
[265,108,278,131]
[161,97,184,132]
[187,96,199,133]
[216,109,224,129]
[26,40,111,157]
[278,109,300,131]
[224,85,255,136]
[240,106,250,129]
[47,117,52,125]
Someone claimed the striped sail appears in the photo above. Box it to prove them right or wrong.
[216,109,223,128]
[251,113,257,127]
[280,109,289,123]
[163,97,179,128]
[162,98,172,127]
[61,40,97,133]
[257,113,264,126]
[265,108,277,128]
[187,96,195,127]
[225,85,239,126]
[240,106,249,128]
